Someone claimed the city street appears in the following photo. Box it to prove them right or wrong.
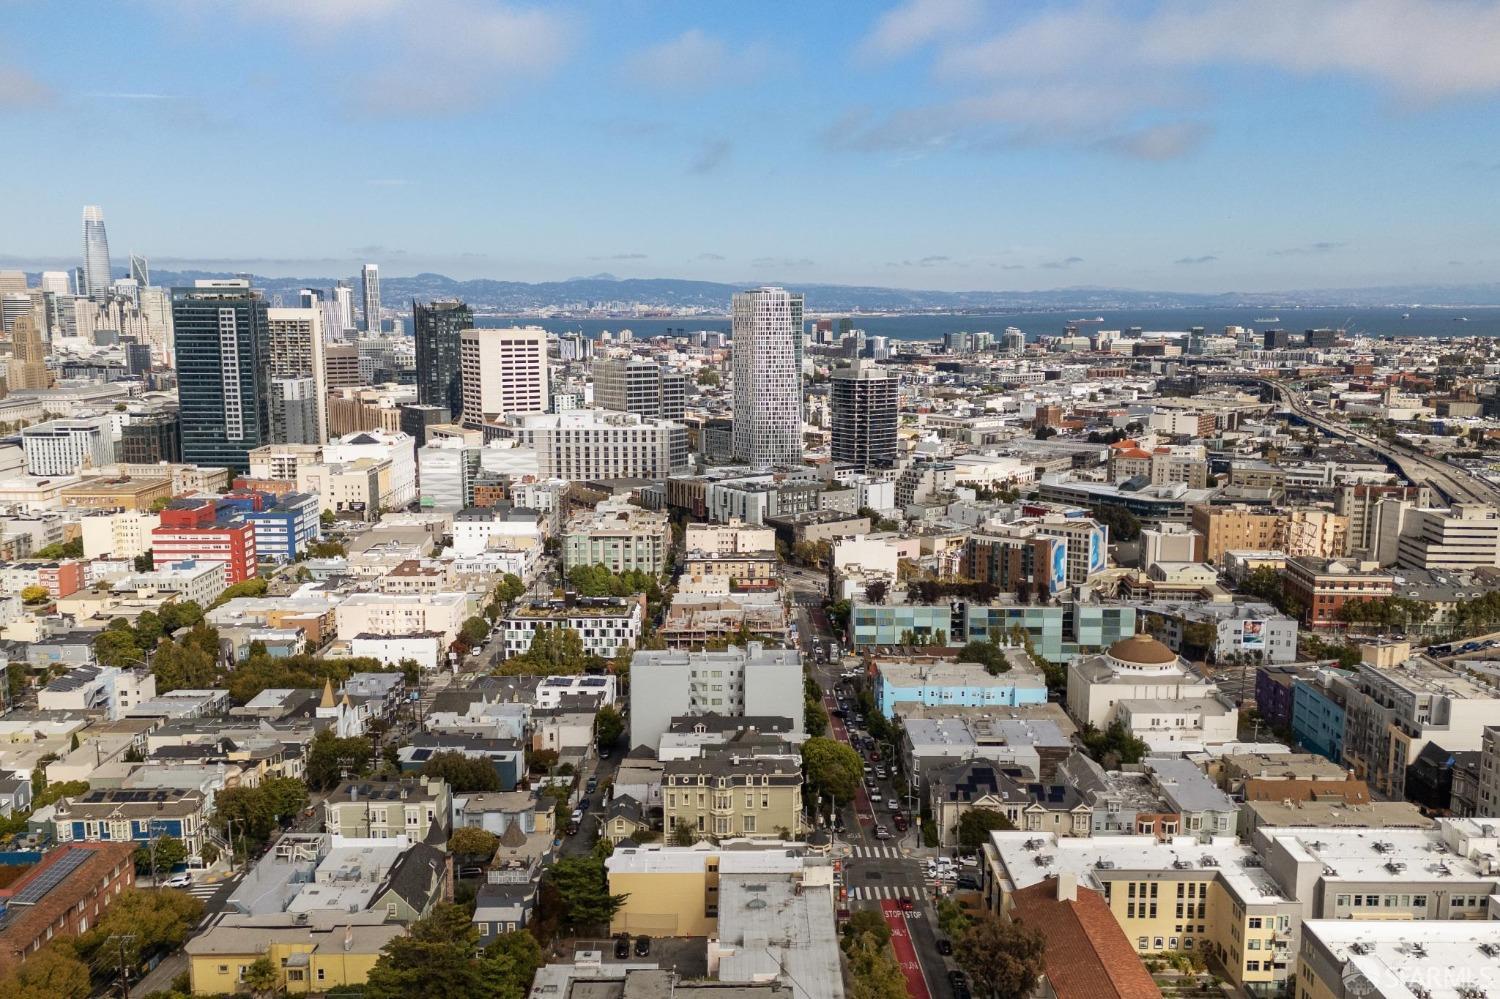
[796,585,959,998]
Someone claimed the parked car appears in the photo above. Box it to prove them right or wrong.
[875,767,888,780]
[892,814,908,832]
[580,797,591,811]
[614,935,631,959]
[837,907,851,922]
[586,777,598,793]
[634,936,652,957]
[936,938,953,956]
[570,808,583,824]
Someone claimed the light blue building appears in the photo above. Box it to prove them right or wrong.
[245,491,321,561]
[1291,672,1348,763]
[875,659,1047,719]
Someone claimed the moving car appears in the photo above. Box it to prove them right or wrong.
[874,825,891,840]
[898,896,915,912]
[161,872,193,889]
[869,791,883,803]
[892,814,908,832]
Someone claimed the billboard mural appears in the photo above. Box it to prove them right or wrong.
[1240,620,1265,648]
[1050,538,1067,594]
[1088,525,1107,574]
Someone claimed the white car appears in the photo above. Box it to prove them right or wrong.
[161,872,193,889]
[869,792,883,804]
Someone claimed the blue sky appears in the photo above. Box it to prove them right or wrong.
[5,0,1500,292]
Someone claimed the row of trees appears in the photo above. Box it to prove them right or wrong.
[840,910,909,999]
[363,904,543,999]
[939,902,1048,999]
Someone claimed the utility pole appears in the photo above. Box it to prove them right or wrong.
[108,933,136,999]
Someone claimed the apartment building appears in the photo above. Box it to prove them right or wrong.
[1190,504,1282,564]
[683,520,776,555]
[1282,557,1395,627]
[874,657,1046,718]
[1335,483,1431,558]
[335,592,468,645]
[497,409,689,480]
[54,788,209,856]
[323,776,451,842]
[629,643,803,750]
[0,842,136,972]
[1337,658,1497,797]
[499,596,644,661]
[1295,920,1500,999]
[151,498,257,585]
[592,355,686,421]
[79,509,160,559]
[662,753,803,840]
[561,501,671,575]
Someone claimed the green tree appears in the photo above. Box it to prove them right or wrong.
[845,934,908,999]
[499,626,587,674]
[365,903,483,999]
[0,943,91,999]
[76,888,204,973]
[306,729,373,790]
[93,627,144,670]
[308,538,347,558]
[842,908,892,948]
[595,704,624,751]
[451,827,499,864]
[802,737,863,804]
[157,600,205,634]
[459,616,491,648]
[958,640,1011,675]
[422,752,500,793]
[479,930,544,999]
[242,955,279,998]
[549,844,628,932]
[1079,719,1149,769]
[1093,503,1142,543]
[957,808,1015,851]
[19,585,48,605]
[208,577,269,609]
[34,538,82,559]
[671,820,698,846]
[212,778,308,855]
[135,835,188,876]
[493,573,526,604]
[954,911,1046,999]
[696,368,720,386]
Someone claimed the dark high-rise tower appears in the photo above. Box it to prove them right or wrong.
[830,359,897,470]
[413,299,472,421]
[172,280,271,473]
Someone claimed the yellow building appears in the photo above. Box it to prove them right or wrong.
[61,476,174,512]
[985,831,1298,997]
[184,912,403,995]
[663,754,803,840]
[1190,504,1284,564]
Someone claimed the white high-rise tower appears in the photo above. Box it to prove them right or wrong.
[360,264,381,333]
[731,286,804,468]
[81,205,112,301]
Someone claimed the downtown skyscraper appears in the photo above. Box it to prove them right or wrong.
[81,205,112,301]
[413,299,472,421]
[360,264,381,332]
[172,280,271,474]
[731,286,803,468]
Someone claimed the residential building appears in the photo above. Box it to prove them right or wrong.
[172,280,271,473]
[120,410,181,464]
[496,409,688,480]
[322,429,417,510]
[0,842,136,972]
[499,596,644,662]
[151,498,257,585]
[54,788,209,856]
[360,263,380,331]
[561,500,671,575]
[732,286,803,467]
[265,306,329,443]
[413,299,472,420]
[186,910,403,996]
[1190,504,1282,564]
[1007,876,1163,999]
[684,520,776,555]
[1339,657,1498,798]
[829,359,897,470]
[629,643,803,750]
[459,326,549,427]
[849,597,1137,663]
[39,664,155,720]
[1290,669,1349,763]
[1466,724,1500,816]
[929,760,1089,846]
[593,355,687,420]
[452,504,543,556]
[336,592,468,645]
[244,491,321,561]
[663,753,803,839]
[80,509,160,559]
[1295,920,1500,999]
[1282,557,1395,627]
[323,776,451,842]
[1336,483,1432,557]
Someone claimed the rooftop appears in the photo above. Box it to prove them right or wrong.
[1302,919,1500,999]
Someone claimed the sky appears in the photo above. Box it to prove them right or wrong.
[5,0,1500,294]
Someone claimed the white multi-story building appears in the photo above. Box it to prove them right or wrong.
[266,306,330,443]
[731,286,803,468]
[417,438,480,512]
[335,592,469,644]
[628,642,803,750]
[1395,503,1500,570]
[113,557,230,607]
[459,326,549,428]
[21,417,113,476]
[322,430,416,510]
[497,409,688,480]
[360,263,381,332]
[249,443,323,482]
[80,510,160,559]
[500,597,643,662]
[683,520,776,555]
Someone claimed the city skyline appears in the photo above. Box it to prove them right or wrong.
[3,2,1500,292]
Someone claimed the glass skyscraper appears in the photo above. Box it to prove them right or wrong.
[413,299,472,421]
[172,280,271,474]
[81,205,112,302]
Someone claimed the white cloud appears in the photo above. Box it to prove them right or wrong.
[623,29,771,91]
[859,0,982,59]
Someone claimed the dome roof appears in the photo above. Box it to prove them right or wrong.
[1107,634,1177,666]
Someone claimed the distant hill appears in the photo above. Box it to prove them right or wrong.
[103,269,1500,313]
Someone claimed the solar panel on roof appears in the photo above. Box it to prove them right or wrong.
[13,849,90,905]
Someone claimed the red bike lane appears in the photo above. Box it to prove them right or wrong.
[880,899,931,999]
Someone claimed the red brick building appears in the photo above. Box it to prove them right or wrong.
[151,499,257,585]
[0,842,136,970]
[1283,556,1395,627]
[36,561,83,599]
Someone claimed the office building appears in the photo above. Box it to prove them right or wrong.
[592,356,686,421]
[332,281,355,334]
[398,403,446,446]
[459,326,549,427]
[1336,483,1432,557]
[268,376,321,446]
[172,280,271,474]
[497,409,688,480]
[265,306,329,443]
[20,417,112,475]
[151,498,258,585]
[561,500,672,575]
[629,642,803,750]
[412,299,472,420]
[829,359,897,470]
[0,293,32,336]
[1394,503,1500,570]
[121,410,181,464]
[731,286,803,467]
[417,438,481,511]
[359,263,380,332]
[6,314,50,391]
[1282,557,1394,627]
[324,342,360,389]
[81,205,111,301]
